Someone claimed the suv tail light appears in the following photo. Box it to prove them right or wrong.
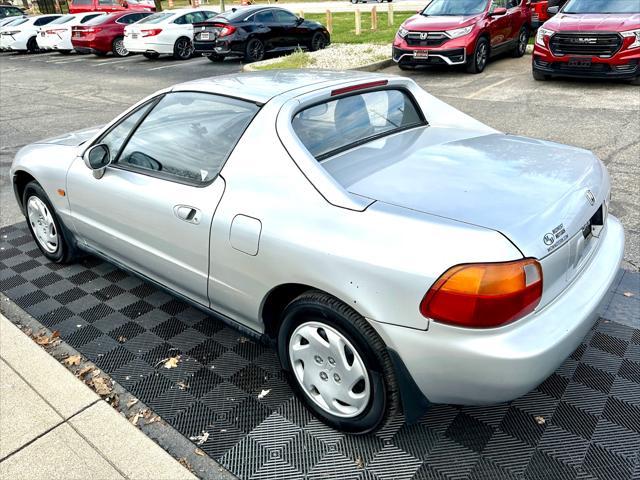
[420,259,543,328]
[142,28,162,37]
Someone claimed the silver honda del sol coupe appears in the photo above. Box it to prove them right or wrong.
[11,71,624,433]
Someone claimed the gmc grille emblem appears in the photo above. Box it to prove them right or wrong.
[570,37,597,44]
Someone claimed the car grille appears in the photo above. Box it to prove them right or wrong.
[405,31,448,47]
[549,32,622,57]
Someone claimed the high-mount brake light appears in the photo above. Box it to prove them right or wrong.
[420,259,543,328]
[330,80,389,96]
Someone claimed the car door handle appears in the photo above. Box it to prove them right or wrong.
[174,205,201,224]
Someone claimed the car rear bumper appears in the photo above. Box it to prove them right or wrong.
[123,38,173,55]
[371,215,625,405]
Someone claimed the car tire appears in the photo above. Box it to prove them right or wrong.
[143,51,160,59]
[112,36,128,57]
[512,26,528,57]
[23,181,75,264]
[532,69,549,81]
[277,290,400,434]
[26,36,39,53]
[244,37,265,62]
[630,76,640,86]
[309,32,327,52]
[466,36,489,74]
[207,53,225,62]
[173,36,193,60]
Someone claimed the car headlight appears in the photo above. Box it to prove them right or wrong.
[397,26,409,38]
[445,25,473,39]
[536,27,554,47]
[621,29,640,49]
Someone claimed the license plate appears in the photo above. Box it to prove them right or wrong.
[131,33,138,39]
[200,32,209,40]
[568,58,591,68]
[413,50,429,59]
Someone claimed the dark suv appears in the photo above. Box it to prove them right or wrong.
[193,6,330,63]
[393,0,531,73]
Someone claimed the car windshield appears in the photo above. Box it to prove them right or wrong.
[422,0,488,16]
[563,0,640,14]
[292,89,425,160]
[137,12,174,24]
[48,14,74,24]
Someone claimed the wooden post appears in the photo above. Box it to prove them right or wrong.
[387,2,394,26]
[371,6,377,31]
[53,0,61,13]
[298,9,304,18]
[355,9,361,36]
[326,9,332,34]
[193,0,199,7]
[168,0,173,8]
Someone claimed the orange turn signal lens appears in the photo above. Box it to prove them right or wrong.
[420,259,543,328]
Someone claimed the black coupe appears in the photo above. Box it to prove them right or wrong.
[193,6,330,63]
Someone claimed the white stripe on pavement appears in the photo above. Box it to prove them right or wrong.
[92,56,143,66]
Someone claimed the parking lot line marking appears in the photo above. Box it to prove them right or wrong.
[92,57,142,66]
[466,77,512,99]
[48,58,86,64]
[146,63,188,71]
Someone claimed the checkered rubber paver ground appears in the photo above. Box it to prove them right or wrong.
[1,222,639,480]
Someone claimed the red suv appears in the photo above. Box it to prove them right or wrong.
[533,0,640,84]
[393,0,531,73]
[69,0,154,15]
[71,10,152,56]
[530,0,566,29]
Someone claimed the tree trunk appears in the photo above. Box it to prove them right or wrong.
[153,0,162,12]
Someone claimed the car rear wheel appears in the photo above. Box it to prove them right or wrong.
[310,32,327,52]
[278,291,399,434]
[173,37,193,60]
[143,51,160,59]
[512,26,528,57]
[112,36,128,57]
[26,36,39,53]
[207,53,225,62]
[466,36,489,73]
[23,182,75,264]
[244,38,265,62]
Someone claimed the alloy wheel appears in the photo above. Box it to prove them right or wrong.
[248,40,264,61]
[176,38,193,59]
[114,38,128,57]
[289,321,371,418]
[27,196,58,254]
[312,34,326,51]
[518,30,527,55]
[476,42,488,70]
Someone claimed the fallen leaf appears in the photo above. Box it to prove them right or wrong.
[126,398,139,409]
[129,409,147,426]
[76,365,94,378]
[534,416,546,425]
[90,376,112,396]
[178,458,194,473]
[195,448,205,456]
[355,456,364,469]
[257,389,271,400]
[63,355,81,366]
[238,336,249,344]
[145,414,161,425]
[189,431,209,445]
[117,335,127,343]
[163,356,180,369]
[623,291,634,298]
[177,381,189,390]
[51,330,60,340]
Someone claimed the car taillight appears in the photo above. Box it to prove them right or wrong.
[420,258,543,328]
[84,27,102,34]
[218,24,236,37]
[142,28,162,37]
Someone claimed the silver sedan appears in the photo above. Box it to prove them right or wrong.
[10,70,625,433]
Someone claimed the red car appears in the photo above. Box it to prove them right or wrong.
[393,0,531,73]
[71,10,152,56]
[69,0,154,15]
[533,0,640,84]
[530,0,566,29]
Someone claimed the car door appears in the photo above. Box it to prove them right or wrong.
[252,9,279,49]
[272,9,302,48]
[65,91,259,306]
[487,0,510,47]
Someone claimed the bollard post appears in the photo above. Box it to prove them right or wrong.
[326,9,332,34]
[355,9,361,36]
[388,2,394,26]
[298,9,304,18]
[371,6,377,31]
[168,0,173,8]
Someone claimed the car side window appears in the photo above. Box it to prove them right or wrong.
[173,14,186,24]
[254,10,275,23]
[34,17,57,26]
[273,10,297,24]
[115,92,259,186]
[201,11,216,20]
[81,14,102,23]
[97,101,155,165]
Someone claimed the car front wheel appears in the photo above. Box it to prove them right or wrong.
[310,32,327,52]
[532,69,549,81]
[466,36,489,73]
[23,181,75,263]
[278,291,399,433]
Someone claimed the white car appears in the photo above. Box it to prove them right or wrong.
[0,15,26,28]
[36,12,104,53]
[123,8,217,60]
[0,14,61,52]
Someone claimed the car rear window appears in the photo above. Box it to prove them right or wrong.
[137,12,174,24]
[71,0,93,5]
[85,12,117,25]
[292,89,424,160]
[6,17,28,26]
[48,14,74,24]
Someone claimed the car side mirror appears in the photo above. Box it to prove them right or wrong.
[490,7,507,16]
[547,6,559,14]
[83,144,111,171]
[296,17,304,24]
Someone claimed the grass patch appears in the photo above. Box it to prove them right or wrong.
[306,11,413,44]
[253,48,313,70]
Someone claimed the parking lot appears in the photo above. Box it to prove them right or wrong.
[1,50,639,480]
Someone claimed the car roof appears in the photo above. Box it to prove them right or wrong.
[171,70,387,104]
